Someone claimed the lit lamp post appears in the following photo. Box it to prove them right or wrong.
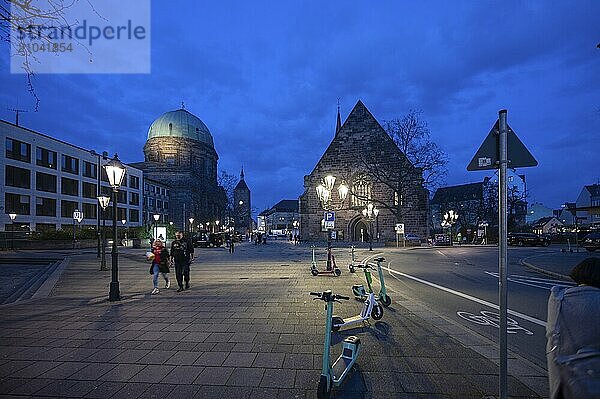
[315,175,349,270]
[153,214,160,240]
[215,220,220,231]
[189,217,194,234]
[104,154,126,302]
[8,213,17,250]
[121,219,127,246]
[97,195,110,271]
[362,203,379,251]
[441,210,459,246]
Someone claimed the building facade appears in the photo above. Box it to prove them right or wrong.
[299,101,428,242]
[142,177,170,225]
[258,200,299,235]
[130,107,227,231]
[575,184,600,227]
[1,120,143,232]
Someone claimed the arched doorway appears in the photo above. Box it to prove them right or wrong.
[348,216,370,242]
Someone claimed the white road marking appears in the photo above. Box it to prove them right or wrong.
[457,310,534,335]
[485,271,575,291]
[383,263,547,327]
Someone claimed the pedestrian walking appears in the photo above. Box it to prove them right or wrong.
[294,233,299,246]
[229,237,235,253]
[546,257,600,399]
[170,231,194,292]
[149,239,170,295]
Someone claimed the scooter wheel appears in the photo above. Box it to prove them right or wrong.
[348,264,355,273]
[317,375,331,399]
[331,317,343,332]
[334,268,341,277]
[311,268,319,276]
[371,304,384,320]
[381,294,392,307]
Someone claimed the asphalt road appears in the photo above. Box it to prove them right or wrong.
[357,245,576,367]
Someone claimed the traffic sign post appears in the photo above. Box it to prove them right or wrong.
[72,209,84,249]
[467,110,537,399]
[395,223,405,247]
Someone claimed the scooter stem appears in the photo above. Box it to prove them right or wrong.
[322,298,333,377]
[377,260,387,297]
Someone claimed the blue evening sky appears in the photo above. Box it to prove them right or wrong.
[1,1,599,214]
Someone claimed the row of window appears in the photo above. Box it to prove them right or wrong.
[4,193,140,221]
[5,166,141,205]
[5,137,140,188]
[145,197,168,210]
[144,183,168,196]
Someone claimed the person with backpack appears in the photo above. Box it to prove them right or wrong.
[170,231,194,292]
[546,257,600,398]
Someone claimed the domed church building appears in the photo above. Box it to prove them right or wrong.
[131,106,227,230]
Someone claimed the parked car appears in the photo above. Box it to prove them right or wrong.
[507,232,551,247]
[404,233,422,243]
[581,232,600,252]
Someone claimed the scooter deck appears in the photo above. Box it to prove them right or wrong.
[337,315,363,325]
[332,356,352,384]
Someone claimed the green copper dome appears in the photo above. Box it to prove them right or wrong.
[147,108,214,147]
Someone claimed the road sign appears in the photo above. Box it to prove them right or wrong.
[324,221,335,229]
[324,212,335,222]
[73,209,84,223]
[395,223,404,234]
[467,120,538,171]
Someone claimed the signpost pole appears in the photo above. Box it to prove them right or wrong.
[498,109,508,399]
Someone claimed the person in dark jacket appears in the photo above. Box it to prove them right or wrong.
[170,231,194,292]
[546,257,600,399]
[149,239,170,295]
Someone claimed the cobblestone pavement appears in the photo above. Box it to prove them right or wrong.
[0,241,545,398]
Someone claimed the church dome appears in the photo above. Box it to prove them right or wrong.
[147,108,214,147]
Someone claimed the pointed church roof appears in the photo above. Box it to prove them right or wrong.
[307,100,407,179]
[234,168,249,192]
[336,103,342,134]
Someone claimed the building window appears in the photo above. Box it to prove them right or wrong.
[149,198,155,208]
[6,138,31,163]
[82,182,97,199]
[144,183,149,191]
[120,173,128,187]
[117,207,127,220]
[129,175,139,189]
[164,202,169,210]
[5,193,30,215]
[161,188,166,196]
[61,154,79,174]
[100,185,111,196]
[5,165,30,188]
[82,203,97,219]
[36,172,57,193]
[100,166,109,182]
[351,176,371,207]
[82,161,97,178]
[36,147,57,169]
[61,177,79,196]
[117,190,127,204]
[129,209,139,223]
[157,200,163,209]
[36,197,56,217]
[129,192,139,206]
[61,200,78,218]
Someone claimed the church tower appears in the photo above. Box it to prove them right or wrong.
[233,168,252,235]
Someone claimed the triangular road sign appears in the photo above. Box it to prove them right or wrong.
[467,120,538,171]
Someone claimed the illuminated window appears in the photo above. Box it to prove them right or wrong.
[351,176,371,207]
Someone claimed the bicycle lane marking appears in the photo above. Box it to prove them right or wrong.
[383,262,547,328]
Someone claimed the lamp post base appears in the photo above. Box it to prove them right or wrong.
[109,282,120,301]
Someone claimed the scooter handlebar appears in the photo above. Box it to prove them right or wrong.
[335,294,350,300]
[309,292,321,296]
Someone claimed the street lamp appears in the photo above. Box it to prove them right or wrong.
[8,213,16,250]
[104,154,126,302]
[97,195,110,271]
[90,150,109,259]
[215,220,220,231]
[362,203,379,251]
[441,210,459,246]
[206,221,211,233]
[315,175,349,269]
[189,217,194,233]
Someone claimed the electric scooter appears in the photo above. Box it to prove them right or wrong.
[310,245,341,277]
[350,257,391,307]
[331,287,383,331]
[310,290,361,399]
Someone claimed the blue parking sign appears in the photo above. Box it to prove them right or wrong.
[324,212,335,222]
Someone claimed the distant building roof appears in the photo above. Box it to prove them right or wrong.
[585,184,600,197]
[431,181,485,205]
[532,216,563,227]
[259,200,299,216]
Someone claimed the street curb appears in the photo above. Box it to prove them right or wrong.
[520,258,571,282]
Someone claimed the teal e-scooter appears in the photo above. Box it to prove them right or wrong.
[310,290,361,399]
[350,256,391,307]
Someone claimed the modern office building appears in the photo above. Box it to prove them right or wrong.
[1,120,144,232]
